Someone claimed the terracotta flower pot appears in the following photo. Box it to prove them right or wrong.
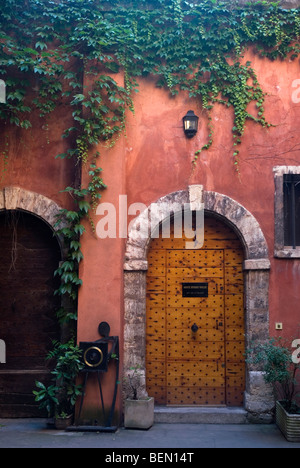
[54,414,73,430]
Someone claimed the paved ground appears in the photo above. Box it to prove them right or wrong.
[0,419,300,449]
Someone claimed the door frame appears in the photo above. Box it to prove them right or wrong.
[0,186,69,416]
[0,186,69,326]
[124,186,273,415]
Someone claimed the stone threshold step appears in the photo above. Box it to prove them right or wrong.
[154,406,248,424]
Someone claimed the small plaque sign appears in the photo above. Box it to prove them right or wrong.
[182,282,208,298]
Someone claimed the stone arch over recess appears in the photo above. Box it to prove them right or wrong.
[124,186,273,417]
[0,187,70,416]
[0,186,74,343]
[0,186,67,256]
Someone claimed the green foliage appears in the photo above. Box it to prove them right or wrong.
[247,338,300,413]
[0,0,299,319]
[124,365,145,400]
[53,161,106,323]
[33,339,84,418]
[0,0,299,159]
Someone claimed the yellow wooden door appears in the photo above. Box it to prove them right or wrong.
[146,216,245,407]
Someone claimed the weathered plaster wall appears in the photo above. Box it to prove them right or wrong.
[122,47,300,338]
[0,103,77,210]
[1,12,299,419]
[76,44,300,420]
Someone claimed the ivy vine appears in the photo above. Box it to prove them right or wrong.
[0,0,300,325]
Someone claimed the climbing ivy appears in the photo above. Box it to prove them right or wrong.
[0,0,300,322]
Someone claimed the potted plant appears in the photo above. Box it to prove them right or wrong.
[123,365,154,430]
[247,337,300,442]
[33,339,83,429]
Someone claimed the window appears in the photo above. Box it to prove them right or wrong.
[274,166,300,258]
[283,174,300,249]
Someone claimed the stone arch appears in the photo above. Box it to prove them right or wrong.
[0,187,69,416]
[124,186,272,417]
[124,186,269,269]
[0,186,67,255]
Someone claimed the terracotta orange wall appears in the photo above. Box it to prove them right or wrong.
[77,48,300,419]
[4,47,299,420]
[0,102,77,210]
[76,137,127,422]
[123,49,300,339]
[78,137,126,341]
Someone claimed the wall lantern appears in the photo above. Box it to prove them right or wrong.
[183,110,199,138]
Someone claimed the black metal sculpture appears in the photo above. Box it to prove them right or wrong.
[68,322,119,432]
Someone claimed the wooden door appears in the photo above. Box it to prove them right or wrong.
[0,210,61,417]
[146,215,245,406]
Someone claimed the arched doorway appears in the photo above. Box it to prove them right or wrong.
[0,210,61,417]
[124,186,272,418]
[146,214,245,407]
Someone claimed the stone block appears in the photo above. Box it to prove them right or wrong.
[245,371,274,418]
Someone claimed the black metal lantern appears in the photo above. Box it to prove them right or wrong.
[183,110,199,138]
